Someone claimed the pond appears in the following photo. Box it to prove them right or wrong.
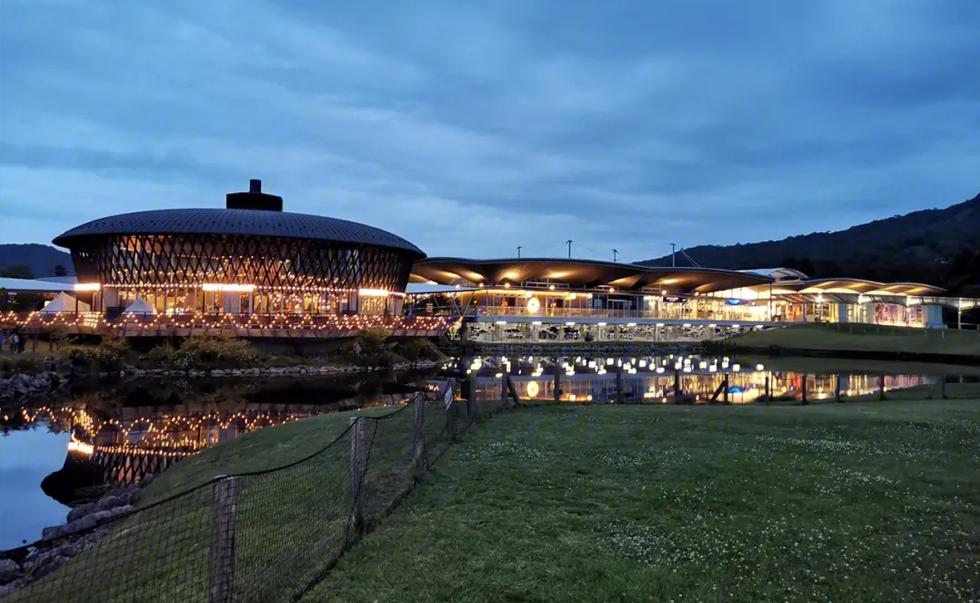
[0,371,432,549]
[1,354,977,550]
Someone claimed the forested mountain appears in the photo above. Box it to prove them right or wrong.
[0,244,74,279]
[637,192,980,295]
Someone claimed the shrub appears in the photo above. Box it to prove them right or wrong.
[145,341,176,365]
[63,337,131,371]
[48,324,71,349]
[168,335,262,371]
[398,338,444,363]
[0,355,43,375]
[349,328,395,368]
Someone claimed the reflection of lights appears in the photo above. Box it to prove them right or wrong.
[526,297,541,313]
[68,439,94,456]
[526,381,540,398]
[733,364,741,372]
[756,364,765,371]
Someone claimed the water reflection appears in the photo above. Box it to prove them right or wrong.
[0,373,427,547]
[451,354,952,404]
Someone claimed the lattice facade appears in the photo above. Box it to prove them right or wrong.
[70,234,415,292]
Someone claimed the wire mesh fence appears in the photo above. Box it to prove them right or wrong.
[1,380,506,603]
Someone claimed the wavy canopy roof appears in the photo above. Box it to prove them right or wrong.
[784,278,944,296]
[53,208,424,256]
[410,258,773,294]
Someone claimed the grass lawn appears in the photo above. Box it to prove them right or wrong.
[140,405,399,505]
[727,323,980,357]
[310,400,980,603]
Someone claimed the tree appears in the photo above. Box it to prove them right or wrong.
[0,265,35,279]
[53,264,68,277]
[796,257,816,278]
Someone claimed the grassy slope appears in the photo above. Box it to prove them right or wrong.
[141,405,396,504]
[13,404,413,603]
[727,323,980,356]
[311,401,980,603]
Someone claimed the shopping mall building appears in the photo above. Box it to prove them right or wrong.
[405,258,976,343]
[1,184,975,342]
[2,180,453,338]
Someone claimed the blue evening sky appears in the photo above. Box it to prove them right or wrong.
[1,0,978,263]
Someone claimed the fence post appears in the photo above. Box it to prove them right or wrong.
[349,418,366,536]
[801,375,808,405]
[939,375,947,400]
[615,367,624,404]
[553,369,561,404]
[878,375,886,401]
[209,476,238,603]
[467,378,478,425]
[764,375,770,403]
[674,369,681,403]
[500,373,507,404]
[446,399,456,442]
[835,374,842,403]
[723,375,729,403]
[413,394,425,466]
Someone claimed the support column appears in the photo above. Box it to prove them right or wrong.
[835,375,842,403]
[801,375,808,405]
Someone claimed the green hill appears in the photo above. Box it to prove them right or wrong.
[637,193,980,295]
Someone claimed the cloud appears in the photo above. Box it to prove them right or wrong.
[1,0,978,263]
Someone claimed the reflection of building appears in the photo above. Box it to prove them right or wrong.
[463,355,934,404]
[55,180,423,319]
[408,258,976,342]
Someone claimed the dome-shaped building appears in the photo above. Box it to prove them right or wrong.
[54,180,424,318]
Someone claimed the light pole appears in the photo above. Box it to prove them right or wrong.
[670,243,677,268]
[612,249,619,262]
[517,246,522,259]
[566,240,573,259]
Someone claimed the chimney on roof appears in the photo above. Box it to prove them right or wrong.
[226,178,283,211]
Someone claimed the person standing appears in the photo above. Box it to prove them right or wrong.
[10,332,20,354]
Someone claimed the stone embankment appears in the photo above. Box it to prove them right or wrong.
[0,476,154,597]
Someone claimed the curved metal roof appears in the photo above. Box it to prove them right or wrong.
[53,208,424,256]
[794,278,944,296]
[410,257,773,294]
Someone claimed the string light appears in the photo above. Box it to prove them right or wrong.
[0,311,459,337]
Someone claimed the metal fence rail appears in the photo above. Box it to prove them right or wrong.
[1,385,503,603]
